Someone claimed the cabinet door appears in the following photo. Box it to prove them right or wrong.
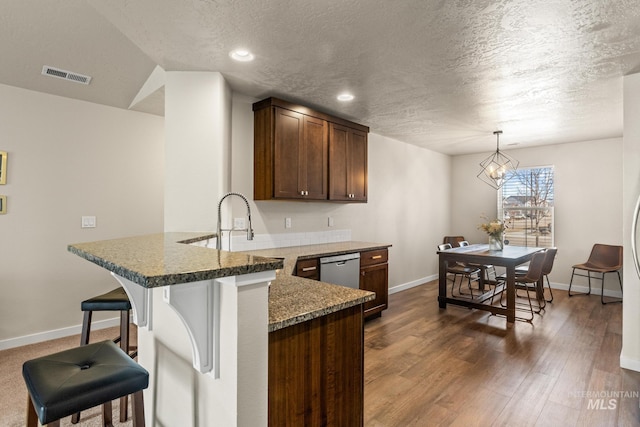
[360,263,388,318]
[274,107,304,199]
[329,123,368,202]
[269,305,364,426]
[329,123,349,201]
[302,116,328,200]
[348,128,368,201]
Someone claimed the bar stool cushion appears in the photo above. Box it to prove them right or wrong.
[81,287,131,312]
[22,340,148,425]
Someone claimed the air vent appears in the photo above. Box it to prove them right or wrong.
[41,66,92,85]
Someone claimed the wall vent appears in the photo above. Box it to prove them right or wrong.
[41,66,92,85]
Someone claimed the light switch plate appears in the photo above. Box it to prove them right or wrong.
[285,217,292,229]
[81,216,96,228]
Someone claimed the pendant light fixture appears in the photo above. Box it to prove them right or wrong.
[477,130,519,190]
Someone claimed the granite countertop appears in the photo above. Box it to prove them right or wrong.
[242,241,391,331]
[68,233,389,333]
[68,232,284,288]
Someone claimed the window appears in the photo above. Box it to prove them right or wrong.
[499,166,554,248]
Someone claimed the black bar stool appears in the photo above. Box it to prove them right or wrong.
[22,340,148,426]
[73,287,135,423]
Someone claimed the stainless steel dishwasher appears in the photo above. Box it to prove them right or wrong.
[319,252,361,289]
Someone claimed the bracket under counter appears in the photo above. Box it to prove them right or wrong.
[113,270,276,377]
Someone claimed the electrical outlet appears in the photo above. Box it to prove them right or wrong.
[233,217,246,229]
[81,216,96,228]
[328,216,334,227]
[285,217,292,229]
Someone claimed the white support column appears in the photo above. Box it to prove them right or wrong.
[132,270,274,426]
[164,71,232,232]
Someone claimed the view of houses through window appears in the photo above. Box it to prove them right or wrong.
[499,166,554,248]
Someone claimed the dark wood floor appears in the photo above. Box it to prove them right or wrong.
[363,281,640,427]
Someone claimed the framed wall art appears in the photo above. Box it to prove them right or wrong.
[0,151,6,184]
[0,195,5,214]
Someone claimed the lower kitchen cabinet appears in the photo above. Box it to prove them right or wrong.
[359,249,389,318]
[268,304,364,426]
[295,257,320,280]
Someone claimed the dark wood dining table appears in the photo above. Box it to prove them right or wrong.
[437,244,544,323]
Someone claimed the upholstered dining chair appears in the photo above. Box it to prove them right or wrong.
[459,240,499,290]
[568,244,623,304]
[442,236,465,248]
[516,247,557,304]
[438,243,481,298]
[497,250,547,322]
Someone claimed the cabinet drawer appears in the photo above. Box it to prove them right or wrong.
[296,258,320,280]
[360,249,388,267]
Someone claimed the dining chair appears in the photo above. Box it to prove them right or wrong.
[496,251,547,322]
[568,244,623,304]
[459,240,499,290]
[516,247,557,304]
[442,236,465,248]
[438,243,481,298]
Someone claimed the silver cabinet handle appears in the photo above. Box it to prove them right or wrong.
[371,255,382,260]
[301,266,317,272]
[300,190,309,196]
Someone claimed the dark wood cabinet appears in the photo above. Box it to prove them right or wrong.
[254,97,368,202]
[269,304,364,426]
[255,105,328,200]
[295,257,320,280]
[359,249,389,318]
[293,248,389,319]
[329,123,368,202]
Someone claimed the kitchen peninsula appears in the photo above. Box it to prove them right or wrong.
[68,232,378,426]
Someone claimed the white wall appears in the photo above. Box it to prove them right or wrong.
[230,94,452,289]
[0,83,164,345]
[164,72,231,232]
[0,87,452,345]
[621,72,640,371]
[451,138,623,291]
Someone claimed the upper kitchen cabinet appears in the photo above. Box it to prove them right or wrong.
[329,123,368,202]
[253,97,369,202]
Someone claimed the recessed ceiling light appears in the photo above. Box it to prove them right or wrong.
[337,93,354,102]
[229,49,254,62]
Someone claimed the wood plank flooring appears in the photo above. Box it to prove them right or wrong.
[1,281,638,426]
[363,280,640,426]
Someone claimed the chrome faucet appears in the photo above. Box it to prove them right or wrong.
[216,192,254,250]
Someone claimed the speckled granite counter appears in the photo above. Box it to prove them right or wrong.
[242,241,391,331]
[68,234,386,333]
[68,232,283,288]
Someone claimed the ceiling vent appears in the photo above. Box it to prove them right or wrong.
[41,66,92,85]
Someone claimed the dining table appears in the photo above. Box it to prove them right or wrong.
[437,243,544,323]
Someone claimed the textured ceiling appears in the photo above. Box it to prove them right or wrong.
[2,0,640,155]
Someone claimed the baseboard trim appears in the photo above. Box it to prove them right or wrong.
[389,274,437,294]
[388,279,623,299]
[548,281,623,298]
[1,280,622,351]
[0,317,121,351]
[620,354,640,372]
